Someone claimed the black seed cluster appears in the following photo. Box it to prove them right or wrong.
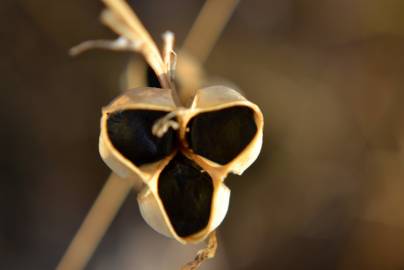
[186,106,257,165]
[106,105,257,237]
[107,110,177,166]
[158,153,213,237]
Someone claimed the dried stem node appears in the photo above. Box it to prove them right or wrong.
[181,231,218,270]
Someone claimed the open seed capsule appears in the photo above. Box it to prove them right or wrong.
[138,153,230,244]
[180,86,264,178]
[99,85,262,243]
[99,87,178,180]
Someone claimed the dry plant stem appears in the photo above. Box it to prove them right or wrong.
[69,37,142,56]
[182,0,240,63]
[100,0,182,105]
[70,0,182,105]
[56,173,137,270]
[181,231,218,270]
[162,31,177,82]
[160,31,181,105]
[100,0,173,91]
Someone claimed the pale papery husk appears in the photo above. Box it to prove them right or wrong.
[180,86,264,178]
[137,157,230,244]
[99,87,176,180]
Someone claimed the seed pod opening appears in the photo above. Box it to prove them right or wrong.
[158,153,213,237]
[107,109,177,166]
[181,86,264,176]
[137,152,231,244]
[99,88,177,179]
[146,64,162,88]
[186,106,257,165]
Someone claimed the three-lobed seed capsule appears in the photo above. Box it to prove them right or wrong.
[99,86,263,244]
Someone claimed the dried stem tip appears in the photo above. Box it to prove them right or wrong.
[181,231,218,270]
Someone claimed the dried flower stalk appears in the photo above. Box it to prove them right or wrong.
[181,232,218,270]
[182,0,240,63]
[56,173,138,270]
[70,0,176,96]
[58,0,243,269]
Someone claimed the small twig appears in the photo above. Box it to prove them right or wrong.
[162,31,177,82]
[70,0,177,93]
[182,0,240,63]
[101,0,176,91]
[181,231,218,270]
[56,173,140,270]
[69,37,142,56]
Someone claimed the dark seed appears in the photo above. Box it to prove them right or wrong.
[146,65,162,88]
[107,109,177,166]
[186,106,257,165]
[158,153,213,237]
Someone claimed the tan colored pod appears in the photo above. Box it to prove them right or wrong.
[180,86,264,178]
[99,85,262,244]
[137,152,230,244]
[99,87,178,181]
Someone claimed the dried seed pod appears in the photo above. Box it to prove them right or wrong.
[138,153,230,244]
[181,86,264,178]
[99,87,178,179]
[99,85,262,244]
[60,1,260,269]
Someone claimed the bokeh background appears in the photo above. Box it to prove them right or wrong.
[2,0,404,269]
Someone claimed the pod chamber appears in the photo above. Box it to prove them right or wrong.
[107,109,177,166]
[186,106,257,165]
[158,153,213,237]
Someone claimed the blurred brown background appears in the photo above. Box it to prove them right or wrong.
[2,0,404,269]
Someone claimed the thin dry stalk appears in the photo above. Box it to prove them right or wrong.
[181,231,218,270]
[162,31,177,82]
[56,173,139,270]
[101,0,171,89]
[59,0,237,268]
[182,0,240,63]
[70,0,174,91]
[70,37,142,56]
